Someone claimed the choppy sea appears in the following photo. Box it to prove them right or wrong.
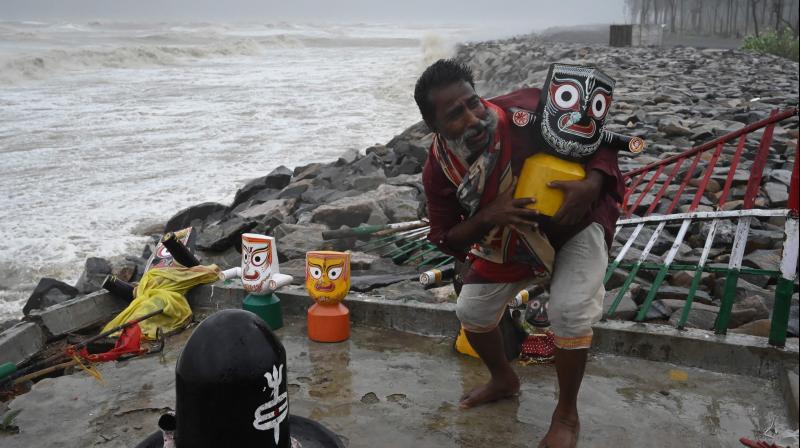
[0,20,514,321]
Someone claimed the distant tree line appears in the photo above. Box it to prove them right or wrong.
[624,0,799,38]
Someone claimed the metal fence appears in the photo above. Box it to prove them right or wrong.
[606,107,799,347]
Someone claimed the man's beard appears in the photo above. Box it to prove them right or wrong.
[444,108,498,163]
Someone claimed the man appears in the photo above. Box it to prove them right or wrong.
[414,59,623,448]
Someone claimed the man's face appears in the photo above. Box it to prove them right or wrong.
[429,81,491,153]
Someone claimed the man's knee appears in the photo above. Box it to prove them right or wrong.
[456,301,497,333]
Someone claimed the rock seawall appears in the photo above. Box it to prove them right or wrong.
[13,36,800,336]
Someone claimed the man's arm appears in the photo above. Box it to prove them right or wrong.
[423,160,539,256]
[443,187,539,252]
[548,146,622,226]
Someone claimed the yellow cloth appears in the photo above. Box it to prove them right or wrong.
[102,265,220,340]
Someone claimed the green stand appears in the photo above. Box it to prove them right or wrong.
[242,293,283,330]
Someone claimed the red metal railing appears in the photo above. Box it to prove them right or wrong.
[611,107,798,347]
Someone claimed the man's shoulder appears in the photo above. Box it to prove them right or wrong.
[488,87,541,113]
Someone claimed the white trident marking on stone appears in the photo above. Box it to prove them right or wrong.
[253,364,289,444]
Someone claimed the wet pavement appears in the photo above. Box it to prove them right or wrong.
[1,315,792,447]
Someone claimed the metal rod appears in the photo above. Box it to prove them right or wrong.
[742,113,777,209]
[666,151,703,214]
[615,208,788,226]
[769,217,799,347]
[646,157,685,215]
[628,165,665,218]
[718,134,747,208]
[624,107,797,179]
[689,142,724,211]
[715,217,752,334]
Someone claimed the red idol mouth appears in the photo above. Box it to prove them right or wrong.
[315,281,334,291]
[243,271,260,280]
[558,115,596,137]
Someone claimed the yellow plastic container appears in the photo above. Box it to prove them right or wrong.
[514,153,586,216]
[455,327,480,358]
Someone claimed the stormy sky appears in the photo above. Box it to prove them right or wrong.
[1,0,627,29]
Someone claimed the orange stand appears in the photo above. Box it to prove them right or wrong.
[307,303,350,343]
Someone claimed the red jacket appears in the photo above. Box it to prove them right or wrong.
[423,88,623,276]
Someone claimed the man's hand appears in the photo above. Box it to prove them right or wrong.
[475,185,540,231]
[443,184,539,252]
[549,170,605,226]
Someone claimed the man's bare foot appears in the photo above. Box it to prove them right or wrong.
[537,411,580,448]
[459,373,520,409]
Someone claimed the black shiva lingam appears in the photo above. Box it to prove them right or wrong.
[136,309,343,448]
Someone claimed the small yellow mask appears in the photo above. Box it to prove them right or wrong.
[305,251,350,305]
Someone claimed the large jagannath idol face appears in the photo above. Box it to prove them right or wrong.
[305,251,350,305]
[536,64,615,161]
[148,227,193,271]
[241,233,279,295]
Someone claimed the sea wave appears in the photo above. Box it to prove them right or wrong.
[0,38,271,83]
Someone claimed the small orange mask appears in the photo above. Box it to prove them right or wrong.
[305,251,350,305]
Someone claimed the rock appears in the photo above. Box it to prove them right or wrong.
[310,184,419,228]
[768,169,792,186]
[195,246,242,273]
[23,278,79,316]
[668,307,717,330]
[350,152,384,175]
[348,173,388,192]
[366,144,389,157]
[369,280,441,304]
[729,307,765,329]
[689,219,736,248]
[350,274,420,292]
[730,319,772,337]
[657,119,693,137]
[108,255,139,283]
[264,165,293,189]
[653,299,720,314]
[603,286,639,320]
[311,201,373,229]
[668,270,714,291]
[235,199,296,230]
[713,277,774,309]
[74,257,112,294]
[741,249,782,287]
[196,217,257,252]
[164,202,227,233]
[278,179,312,200]
[0,319,19,333]
[745,229,784,252]
[293,162,323,181]
[764,182,788,207]
[348,251,382,270]
[275,259,306,284]
[337,148,360,165]
[638,285,713,305]
[643,299,672,320]
[789,302,799,337]
[273,223,327,261]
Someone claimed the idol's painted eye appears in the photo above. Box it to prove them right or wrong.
[327,266,343,280]
[243,253,250,262]
[544,301,550,310]
[309,266,322,279]
[157,245,171,258]
[554,84,579,109]
[252,252,267,266]
[590,92,609,118]
[531,300,541,309]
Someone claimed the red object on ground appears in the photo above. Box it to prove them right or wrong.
[67,323,146,362]
[307,303,350,343]
[739,437,781,448]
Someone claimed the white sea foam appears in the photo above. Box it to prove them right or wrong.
[0,21,478,321]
